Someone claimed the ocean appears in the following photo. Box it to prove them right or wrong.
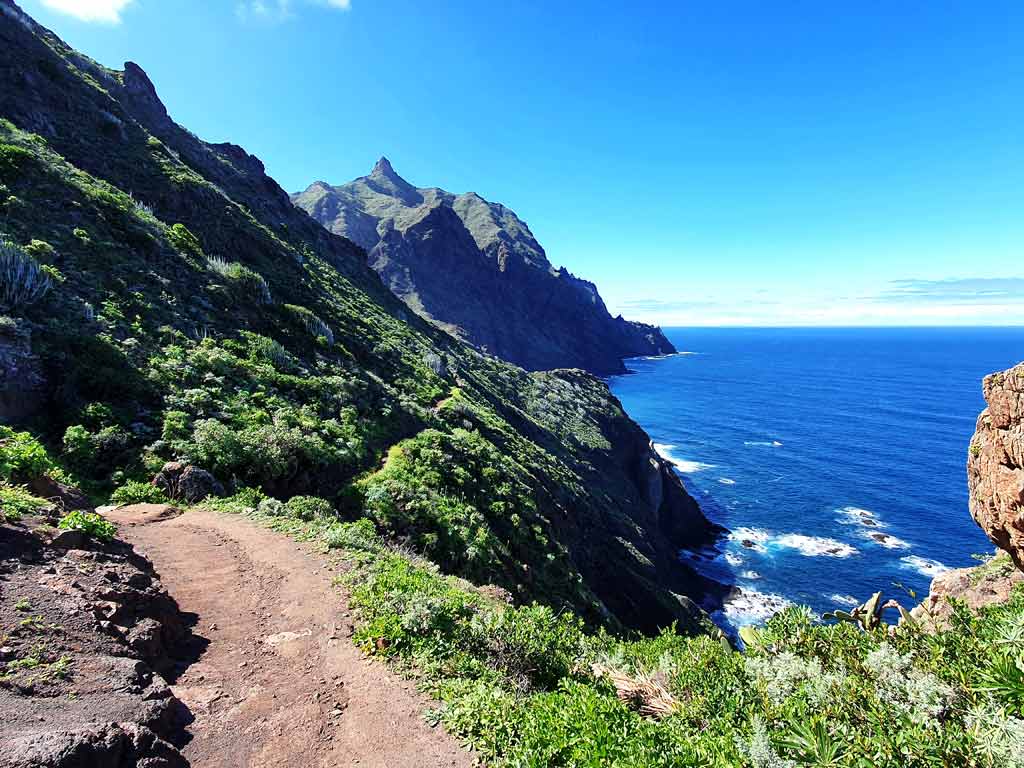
[608,327,1024,628]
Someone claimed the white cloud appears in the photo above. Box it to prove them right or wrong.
[40,0,134,23]
[612,280,1024,327]
[236,0,350,22]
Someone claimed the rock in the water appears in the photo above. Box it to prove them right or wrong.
[152,462,224,504]
[967,362,1024,569]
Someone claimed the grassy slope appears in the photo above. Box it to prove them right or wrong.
[0,0,719,633]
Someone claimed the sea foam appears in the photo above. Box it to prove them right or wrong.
[728,527,858,558]
[900,555,950,578]
[836,507,912,549]
[719,588,792,626]
[829,594,860,607]
[774,534,858,558]
[653,443,715,473]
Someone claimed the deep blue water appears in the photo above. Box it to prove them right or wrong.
[608,327,1024,627]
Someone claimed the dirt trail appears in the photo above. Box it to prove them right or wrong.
[108,506,473,768]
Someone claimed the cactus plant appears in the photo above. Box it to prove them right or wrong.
[824,591,911,631]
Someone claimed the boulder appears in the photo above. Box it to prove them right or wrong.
[29,475,91,511]
[152,462,223,504]
[49,529,96,551]
[967,362,1024,569]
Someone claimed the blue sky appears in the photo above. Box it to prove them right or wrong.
[23,0,1024,325]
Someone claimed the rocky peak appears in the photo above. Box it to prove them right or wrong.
[372,156,397,178]
[121,61,169,124]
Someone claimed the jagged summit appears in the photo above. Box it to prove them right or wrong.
[292,166,675,374]
[371,155,398,178]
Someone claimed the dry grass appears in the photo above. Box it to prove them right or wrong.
[592,663,680,719]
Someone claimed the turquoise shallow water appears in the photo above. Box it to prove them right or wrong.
[608,327,1024,627]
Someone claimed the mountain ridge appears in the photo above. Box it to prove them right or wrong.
[0,0,724,635]
[292,160,675,375]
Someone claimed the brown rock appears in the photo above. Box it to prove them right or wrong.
[912,552,1024,629]
[967,362,1024,569]
[152,462,224,504]
[28,475,92,511]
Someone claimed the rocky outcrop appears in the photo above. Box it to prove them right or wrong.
[292,161,676,375]
[152,462,224,504]
[912,551,1024,629]
[0,318,44,423]
[0,509,192,768]
[967,362,1024,569]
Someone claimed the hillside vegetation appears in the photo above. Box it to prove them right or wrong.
[0,0,720,634]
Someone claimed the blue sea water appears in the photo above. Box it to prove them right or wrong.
[608,327,1024,628]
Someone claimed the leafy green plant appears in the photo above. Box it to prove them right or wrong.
[284,303,334,346]
[823,590,910,631]
[977,654,1024,715]
[778,720,846,767]
[110,479,169,505]
[0,483,48,521]
[57,511,116,542]
[0,426,53,482]
[284,494,333,521]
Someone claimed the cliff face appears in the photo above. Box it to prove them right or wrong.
[292,160,676,375]
[0,0,722,633]
[968,362,1024,569]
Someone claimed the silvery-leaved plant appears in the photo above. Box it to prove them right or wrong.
[736,717,797,768]
[966,701,1024,767]
[745,651,844,708]
[865,643,954,725]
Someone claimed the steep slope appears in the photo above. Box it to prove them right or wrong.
[292,160,675,375]
[0,0,724,633]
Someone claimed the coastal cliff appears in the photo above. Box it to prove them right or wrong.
[968,361,1024,569]
[292,161,675,375]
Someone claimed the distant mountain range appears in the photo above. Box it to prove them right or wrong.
[292,158,674,375]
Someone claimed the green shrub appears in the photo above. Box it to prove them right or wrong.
[0,483,48,522]
[284,303,334,346]
[284,494,333,521]
[207,256,272,304]
[325,518,380,551]
[258,497,285,516]
[57,510,116,542]
[0,240,52,312]
[243,332,290,368]
[23,239,55,262]
[167,222,203,257]
[62,424,130,478]
[110,480,169,505]
[186,416,353,487]
[161,410,190,442]
[0,143,33,181]
[0,426,53,483]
